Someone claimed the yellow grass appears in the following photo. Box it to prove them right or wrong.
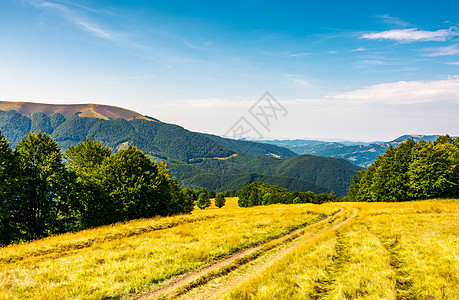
[2,198,458,299]
[0,198,338,299]
[225,200,459,300]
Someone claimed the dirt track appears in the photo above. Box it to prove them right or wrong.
[133,207,357,300]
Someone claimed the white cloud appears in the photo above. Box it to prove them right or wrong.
[421,45,459,57]
[351,47,367,52]
[361,28,457,42]
[329,77,459,104]
[285,74,315,88]
[31,0,115,41]
[446,61,459,65]
[288,52,311,57]
[377,14,411,27]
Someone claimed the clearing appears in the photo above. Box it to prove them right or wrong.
[0,198,458,299]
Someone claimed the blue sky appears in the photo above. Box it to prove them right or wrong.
[1,0,459,141]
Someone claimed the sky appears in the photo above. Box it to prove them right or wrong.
[1,0,459,141]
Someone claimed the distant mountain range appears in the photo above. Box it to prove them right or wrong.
[264,135,441,167]
[0,101,360,195]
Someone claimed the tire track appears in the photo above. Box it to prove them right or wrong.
[196,207,358,300]
[133,209,349,300]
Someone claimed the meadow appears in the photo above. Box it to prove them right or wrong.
[1,199,458,299]
[0,198,339,299]
[226,200,459,300]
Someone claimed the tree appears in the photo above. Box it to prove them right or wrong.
[214,193,226,208]
[0,130,23,245]
[347,135,459,202]
[208,190,216,199]
[15,131,69,240]
[99,146,175,222]
[65,138,113,228]
[197,192,211,209]
[408,142,459,199]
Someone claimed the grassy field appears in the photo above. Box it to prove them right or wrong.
[1,199,458,300]
[226,200,459,300]
[0,198,338,299]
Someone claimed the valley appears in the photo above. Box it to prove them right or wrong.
[0,103,360,195]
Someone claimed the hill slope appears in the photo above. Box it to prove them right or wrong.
[0,101,154,121]
[0,102,360,194]
[266,135,441,167]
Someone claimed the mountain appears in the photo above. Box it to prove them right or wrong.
[0,101,360,194]
[265,135,441,167]
[0,101,154,121]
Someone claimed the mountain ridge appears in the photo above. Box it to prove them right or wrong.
[265,135,442,167]
[0,101,154,121]
[0,101,361,194]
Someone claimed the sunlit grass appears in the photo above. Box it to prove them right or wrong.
[224,200,459,300]
[0,198,338,299]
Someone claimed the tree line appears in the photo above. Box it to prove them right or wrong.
[0,130,194,246]
[238,182,337,207]
[347,135,459,202]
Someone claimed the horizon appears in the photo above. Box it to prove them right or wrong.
[1,0,458,141]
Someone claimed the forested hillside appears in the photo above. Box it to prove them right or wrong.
[266,135,441,167]
[0,105,360,194]
[169,154,360,195]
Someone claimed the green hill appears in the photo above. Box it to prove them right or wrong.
[0,102,361,194]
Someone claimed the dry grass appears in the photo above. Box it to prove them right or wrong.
[224,200,459,300]
[0,198,338,299]
[2,199,457,300]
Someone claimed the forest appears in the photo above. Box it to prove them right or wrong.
[0,130,194,246]
[0,110,360,195]
[237,182,337,207]
[347,135,459,202]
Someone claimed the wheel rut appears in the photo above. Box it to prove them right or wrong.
[133,207,357,300]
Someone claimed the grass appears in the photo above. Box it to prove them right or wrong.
[1,199,458,300]
[225,200,459,300]
[0,198,338,299]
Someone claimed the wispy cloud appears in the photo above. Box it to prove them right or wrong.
[285,74,315,88]
[287,52,311,57]
[31,0,116,40]
[329,76,459,104]
[421,44,459,57]
[361,28,457,43]
[377,14,411,27]
[445,61,459,65]
[351,47,367,52]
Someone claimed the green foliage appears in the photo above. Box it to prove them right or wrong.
[181,172,330,194]
[15,131,69,240]
[215,193,226,208]
[1,133,194,245]
[99,146,174,220]
[0,130,23,245]
[0,109,361,196]
[30,112,53,134]
[50,113,66,130]
[171,153,359,195]
[65,139,113,228]
[202,133,296,158]
[208,190,216,199]
[197,192,211,209]
[237,182,335,207]
[348,135,459,202]
[0,110,31,146]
